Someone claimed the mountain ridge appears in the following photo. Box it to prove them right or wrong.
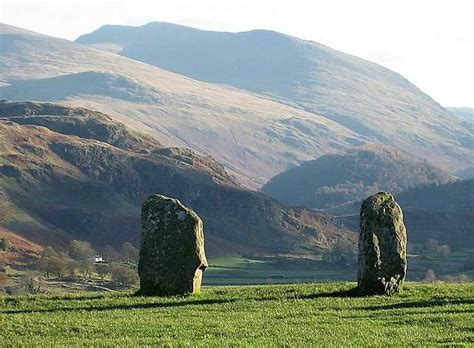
[75,22,473,176]
[1,23,363,188]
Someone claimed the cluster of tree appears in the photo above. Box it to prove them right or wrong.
[0,263,9,286]
[423,269,472,283]
[101,242,139,265]
[0,264,42,295]
[94,262,139,286]
[37,241,94,278]
[425,239,450,259]
[35,239,139,287]
[323,240,357,266]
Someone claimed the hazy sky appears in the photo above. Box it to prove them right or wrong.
[2,0,473,107]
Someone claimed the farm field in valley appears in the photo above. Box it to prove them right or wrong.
[0,282,472,346]
[204,257,355,285]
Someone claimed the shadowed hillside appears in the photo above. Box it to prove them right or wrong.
[325,179,474,249]
[0,101,353,263]
[262,145,455,210]
[76,22,473,175]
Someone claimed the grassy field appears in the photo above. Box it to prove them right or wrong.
[0,282,472,346]
[205,250,474,285]
[205,256,355,285]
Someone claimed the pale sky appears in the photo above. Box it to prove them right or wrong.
[1,0,473,107]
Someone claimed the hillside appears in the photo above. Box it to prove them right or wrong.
[76,22,473,176]
[261,145,455,210]
[324,179,474,249]
[448,107,474,121]
[0,101,354,263]
[446,107,474,178]
[396,179,474,248]
[0,23,360,188]
[398,179,474,212]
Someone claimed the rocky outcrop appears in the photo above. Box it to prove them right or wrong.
[358,192,407,295]
[1,101,355,261]
[138,194,208,296]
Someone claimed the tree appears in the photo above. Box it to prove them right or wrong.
[436,245,450,259]
[77,258,94,278]
[0,266,10,286]
[66,259,78,277]
[423,269,436,283]
[101,245,122,263]
[37,246,59,278]
[323,239,357,266]
[120,242,139,264]
[95,263,110,280]
[36,247,70,278]
[426,239,450,260]
[110,263,138,287]
[51,257,70,278]
[41,246,59,258]
[426,239,439,254]
[20,272,41,294]
[68,240,94,261]
[0,238,11,251]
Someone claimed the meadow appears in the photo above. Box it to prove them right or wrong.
[0,282,472,346]
[205,256,355,285]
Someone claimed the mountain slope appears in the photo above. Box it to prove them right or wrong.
[397,179,474,212]
[328,179,474,249]
[396,179,473,248]
[261,145,456,210]
[76,22,473,174]
[0,23,361,188]
[0,101,353,263]
[447,107,474,121]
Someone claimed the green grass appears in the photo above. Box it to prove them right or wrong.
[1,282,473,346]
[205,256,355,285]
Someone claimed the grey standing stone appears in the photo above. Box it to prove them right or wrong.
[138,194,208,296]
[358,192,407,295]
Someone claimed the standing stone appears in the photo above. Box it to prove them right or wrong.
[358,192,407,295]
[138,194,208,296]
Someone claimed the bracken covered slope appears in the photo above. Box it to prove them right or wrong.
[0,101,353,263]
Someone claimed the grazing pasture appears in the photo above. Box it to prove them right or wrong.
[0,282,472,346]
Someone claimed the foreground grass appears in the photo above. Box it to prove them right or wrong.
[0,282,472,346]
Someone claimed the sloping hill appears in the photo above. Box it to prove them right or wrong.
[398,179,474,212]
[324,179,474,249]
[0,101,353,263]
[262,145,455,210]
[76,22,473,175]
[446,107,474,178]
[0,23,360,188]
[448,107,474,121]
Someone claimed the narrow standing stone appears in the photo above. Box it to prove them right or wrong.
[358,192,407,295]
[138,194,208,296]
